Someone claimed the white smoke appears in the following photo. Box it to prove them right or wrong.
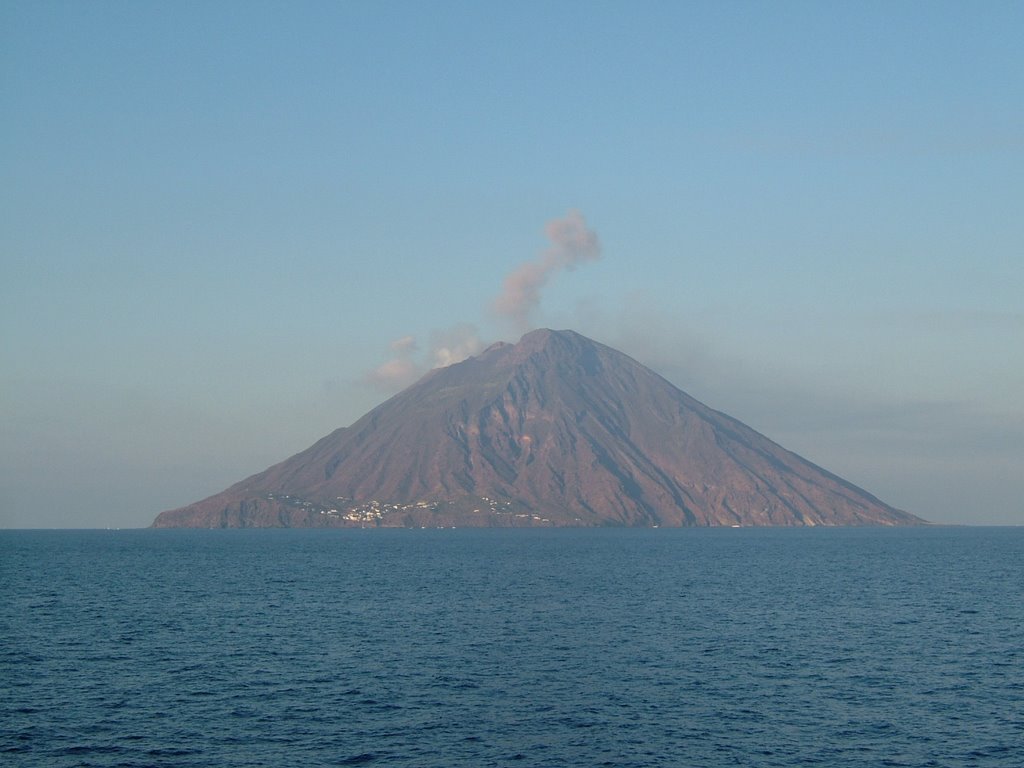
[429,324,484,368]
[368,324,484,392]
[367,335,421,389]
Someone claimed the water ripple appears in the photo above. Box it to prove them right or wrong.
[1,527,1022,767]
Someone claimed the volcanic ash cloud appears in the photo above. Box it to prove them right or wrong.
[369,211,599,391]
[493,209,601,331]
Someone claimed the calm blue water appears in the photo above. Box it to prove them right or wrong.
[1,527,1021,767]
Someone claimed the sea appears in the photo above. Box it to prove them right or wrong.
[1,527,1021,767]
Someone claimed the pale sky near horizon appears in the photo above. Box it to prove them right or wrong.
[3,1,1022,528]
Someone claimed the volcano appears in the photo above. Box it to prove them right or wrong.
[152,329,924,528]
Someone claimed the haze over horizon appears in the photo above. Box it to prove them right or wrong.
[3,2,1022,528]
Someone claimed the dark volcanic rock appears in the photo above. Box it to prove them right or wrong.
[153,329,925,528]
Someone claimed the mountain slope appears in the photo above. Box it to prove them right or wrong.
[152,329,925,527]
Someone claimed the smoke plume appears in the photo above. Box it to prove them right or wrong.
[367,335,420,390]
[429,324,485,368]
[493,209,601,331]
[367,211,598,391]
[368,324,484,391]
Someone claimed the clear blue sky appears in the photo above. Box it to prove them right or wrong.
[3,1,1022,527]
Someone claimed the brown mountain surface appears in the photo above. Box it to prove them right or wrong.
[152,329,925,528]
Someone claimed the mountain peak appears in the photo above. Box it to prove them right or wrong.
[518,327,576,343]
[153,329,926,528]
[516,327,590,351]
